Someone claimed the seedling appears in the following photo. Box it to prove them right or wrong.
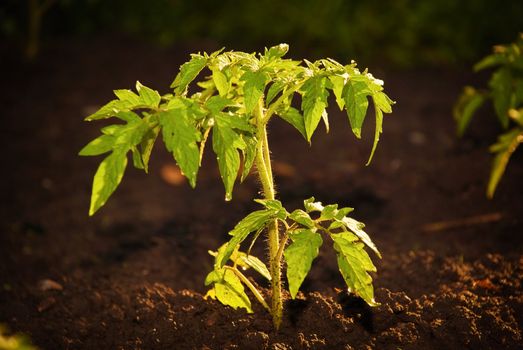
[80,44,394,329]
[454,34,523,198]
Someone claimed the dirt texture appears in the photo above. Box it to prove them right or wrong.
[0,37,522,349]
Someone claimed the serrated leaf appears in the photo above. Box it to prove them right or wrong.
[89,150,128,215]
[373,91,394,114]
[113,118,149,149]
[266,81,286,105]
[217,209,274,267]
[453,87,486,136]
[285,229,323,298]
[319,204,339,221]
[212,115,248,200]
[329,75,346,110]
[366,103,383,165]
[344,77,372,138]
[139,125,160,173]
[85,99,136,121]
[79,134,114,156]
[115,111,142,123]
[136,81,161,107]
[265,44,289,60]
[280,107,306,139]
[131,146,144,169]
[253,199,287,220]
[241,136,257,182]
[212,68,230,96]
[303,197,323,213]
[474,53,505,71]
[242,70,269,113]
[171,54,207,94]
[238,253,271,280]
[204,269,252,312]
[159,108,201,188]
[490,68,512,128]
[114,89,141,105]
[289,209,315,228]
[206,96,234,114]
[331,232,378,306]
[339,217,381,258]
[301,76,329,142]
[487,127,522,198]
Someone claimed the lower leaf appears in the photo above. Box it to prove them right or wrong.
[205,269,253,312]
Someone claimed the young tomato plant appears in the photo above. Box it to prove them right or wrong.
[80,44,394,329]
[454,34,523,198]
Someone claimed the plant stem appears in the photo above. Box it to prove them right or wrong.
[254,100,283,330]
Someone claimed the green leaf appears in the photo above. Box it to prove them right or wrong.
[344,76,372,138]
[212,68,230,96]
[284,229,323,298]
[301,75,329,142]
[79,134,114,156]
[329,75,346,110]
[131,146,144,169]
[113,118,149,149]
[139,125,160,173]
[303,197,324,213]
[266,81,286,105]
[205,269,252,312]
[241,136,257,182]
[289,209,315,228]
[206,96,234,114]
[366,103,383,165]
[474,53,505,71]
[264,43,289,60]
[212,115,248,200]
[89,150,128,216]
[338,216,381,258]
[331,232,378,306]
[171,54,207,94]
[242,70,269,114]
[490,68,512,128]
[373,91,394,114]
[114,89,141,105]
[487,127,522,198]
[253,199,287,220]
[453,87,486,136]
[237,253,271,281]
[136,81,161,108]
[280,107,307,139]
[216,209,275,267]
[159,108,201,187]
[85,99,135,121]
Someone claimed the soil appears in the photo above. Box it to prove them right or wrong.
[0,37,522,349]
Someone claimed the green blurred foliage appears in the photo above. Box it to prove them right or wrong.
[1,0,522,66]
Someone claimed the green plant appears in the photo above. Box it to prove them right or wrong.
[454,34,523,198]
[0,325,37,350]
[80,44,394,329]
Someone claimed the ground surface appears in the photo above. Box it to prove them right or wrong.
[0,37,522,349]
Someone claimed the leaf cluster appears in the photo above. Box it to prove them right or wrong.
[454,34,523,197]
[80,44,394,215]
[204,197,380,312]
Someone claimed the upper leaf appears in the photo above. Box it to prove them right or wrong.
[338,216,381,258]
[284,229,323,298]
[344,76,372,138]
[159,106,202,188]
[242,70,269,114]
[171,54,208,95]
[301,75,329,142]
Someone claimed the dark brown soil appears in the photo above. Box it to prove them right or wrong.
[0,37,522,349]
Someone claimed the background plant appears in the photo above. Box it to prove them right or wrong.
[454,34,523,198]
[80,44,394,328]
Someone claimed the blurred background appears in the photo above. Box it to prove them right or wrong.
[1,0,522,66]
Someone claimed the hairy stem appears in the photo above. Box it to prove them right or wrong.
[254,100,283,329]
